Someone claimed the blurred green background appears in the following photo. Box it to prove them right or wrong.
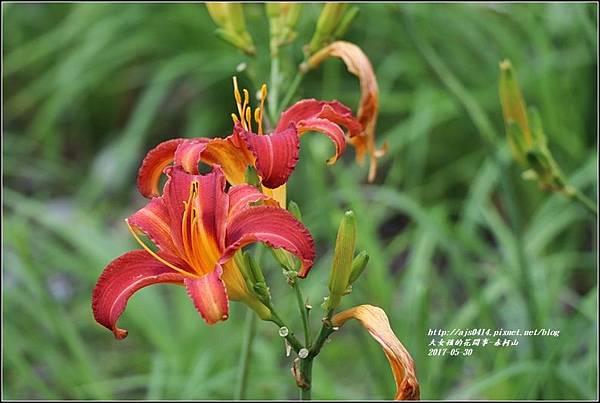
[3,2,597,400]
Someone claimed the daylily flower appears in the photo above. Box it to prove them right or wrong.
[332,305,420,400]
[93,165,315,339]
[137,77,365,207]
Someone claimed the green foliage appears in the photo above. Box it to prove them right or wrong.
[3,3,597,400]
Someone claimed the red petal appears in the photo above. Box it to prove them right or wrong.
[92,250,184,339]
[276,99,362,138]
[222,206,315,278]
[184,265,229,325]
[239,125,300,189]
[228,184,278,219]
[296,117,346,164]
[137,139,187,198]
[173,139,209,174]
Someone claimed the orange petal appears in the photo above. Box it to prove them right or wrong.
[137,138,188,198]
[332,305,420,400]
[306,41,385,182]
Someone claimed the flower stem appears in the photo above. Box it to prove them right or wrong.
[299,358,313,400]
[235,309,257,400]
[269,54,281,124]
[292,280,311,346]
[570,187,597,217]
[278,69,306,116]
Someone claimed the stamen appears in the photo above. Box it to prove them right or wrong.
[242,89,250,129]
[233,76,245,129]
[258,84,267,135]
[246,106,252,132]
[125,220,197,278]
[231,113,240,125]
[254,108,262,135]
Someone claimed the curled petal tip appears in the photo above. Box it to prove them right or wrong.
[332,305,420,400]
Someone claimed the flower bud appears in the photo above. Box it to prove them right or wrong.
[348,250,369,285]
[327,210,357,309]
[307,3,348,54]
[206,3,256,56]
[267,3,302,54]
[499,59,532,165]
[287,200,303,222]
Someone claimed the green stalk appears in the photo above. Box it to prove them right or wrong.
[570,188,598,217]
[278,69,306,116]
[293,281,312,346]
[299,358,313,400]
[235,310,257,400]
[269,54,281,123]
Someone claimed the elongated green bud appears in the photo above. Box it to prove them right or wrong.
[287,200,302,222]
[267,3,302,54]
[499,59,532,165]
[327,210,357,309]
[348,250,369,285]
[333,6,359,38]
[308,3,348,54]
[206,3,256,56]
[271,248,296,272]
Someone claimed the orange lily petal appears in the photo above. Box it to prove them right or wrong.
[137,138,188,198]
[221,205,315,278]
[184,265,229,325]
[92,250,185,339]
[306,41,385,182]
[332,305,420,400]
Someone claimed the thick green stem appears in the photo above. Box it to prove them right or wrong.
[299,358,313,400]
[235,310,257,400]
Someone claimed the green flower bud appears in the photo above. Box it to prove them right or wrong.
[287,200,303,222]
[308,3,348,54]
[348,250,369,285]
[267,3,302,54]
[327,210,357,309]
[206,3,256,56]
[499,59,532,165]
[333,6,359,39]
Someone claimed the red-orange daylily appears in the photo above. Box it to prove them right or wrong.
[136,78,365,206]
[92,165,315,338]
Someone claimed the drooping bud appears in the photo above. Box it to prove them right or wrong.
[348,250,369,285]
[266,3,302,55]
[307,3,348,54]
[327,210,357,309]
[206,3,256,56]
